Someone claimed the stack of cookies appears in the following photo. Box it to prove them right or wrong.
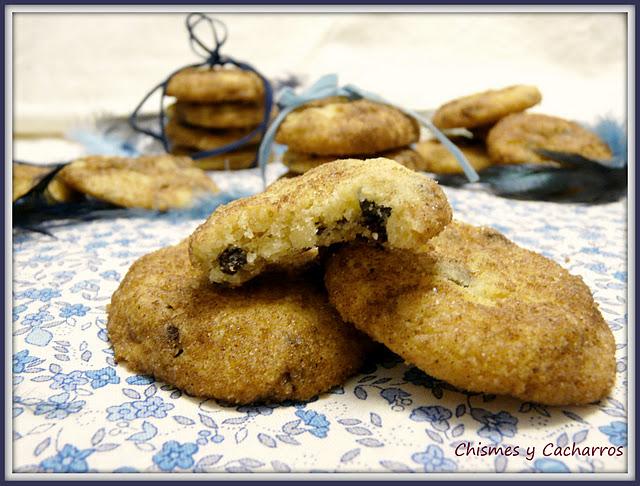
[108,158,615,407]
[416,85,612,175]
[275,97,424,176]
[165,66,271,170]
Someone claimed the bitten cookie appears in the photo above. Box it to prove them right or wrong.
[166,118,261,152]
[189,158,452,286]
[275,99,420,155]
[171,145,259,170]
[169,102,274,129]
[13,163,77,203]
[107,241,372,405]
[415,139,493,175]
[487,113,613,164]
[432,85,542,129]
[282,148,425,174]
[325,221,616,406]
[166,66,264,103]
[58,155,219,210]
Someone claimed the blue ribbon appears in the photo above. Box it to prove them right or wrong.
[258,74,480,184]
[129,13,273,166]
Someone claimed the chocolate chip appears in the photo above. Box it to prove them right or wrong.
[218,246,247,275]
[359,199,392,243]
[315,223,327,236]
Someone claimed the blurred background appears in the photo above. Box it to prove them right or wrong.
[12,11,627,160]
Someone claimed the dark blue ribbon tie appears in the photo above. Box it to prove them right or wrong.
[129,13,273,166]
[258,74,479,185]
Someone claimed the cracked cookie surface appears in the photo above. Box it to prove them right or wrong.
[166,66,264,103]
[107,241,372,405]
[324,221,615,406]
[189,158,452,286]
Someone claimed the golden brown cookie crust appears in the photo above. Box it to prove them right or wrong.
[325,221,616,406]
[13,163,77,203]
[415,139,493,175]
[282,148,425,174]
[107,241,371,404]
[170,101,275,129]
[189,158,452,286]
[275,99,420,155]
[58,155,219,210]
[166,117,261,152]
[171,145,258,170]
[166,66,264,103]
[486,112,613,164]
[432,85,542,129]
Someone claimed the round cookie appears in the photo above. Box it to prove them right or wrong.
[13,163,77,203]
[486,112,613,165]
[275,99,420,156]
[58,155,219,210]
[171,145,258,170]
[169,102,275,129]
[165,66,264,103]
[282,148,425,174]
[189,158,452,286]
[325,221,616,406]
[107,241,372,405]
[432,85,542,129]
[166,117,261,152]
[415,139,493,175]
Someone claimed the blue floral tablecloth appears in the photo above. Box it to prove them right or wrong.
[11,164,628,475]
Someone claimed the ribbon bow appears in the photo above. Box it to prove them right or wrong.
[258,74,479,184]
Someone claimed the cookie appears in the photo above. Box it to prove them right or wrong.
[13,163,77,203]
[325,221,616,406]
[282,148,425,174]
[166,117,261,152]
[275,99,420,155]
[189,158,452,286]
[58,155,219,210]
[107,241,372,404]
[171,145,258,170]
[165,66,264,103]
[415,139,493,175]
[169,101,275,129]
[487,112,613,164]
[432,85,542,129]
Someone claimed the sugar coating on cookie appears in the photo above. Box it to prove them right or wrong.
[166,117,261,152]
[415,139,493,175]
[189,158,452,286]
[487,112,613,164]
[166,66,264,103]
[432,85,542,129]
[325,221,615,406]
[58,155,219,210]
[169,102,274,129]
[13,163,77,203]
[275,99,420,155]
[282,148,425,174]
[171,145,258,170]
[107,241,372,404]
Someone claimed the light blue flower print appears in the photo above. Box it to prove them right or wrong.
[51,371,89,392]
[410,406,452,431]
[16,287,61,302]
[70,280,99,293]
[236,405,277,417]
[412,445,457,472]
[21,309,55,346]
[12,349,40,373]
[599,421,627,446]
[295,409,330,438]
[471,409,518,443]
[107,396,174,422]
[40,444,93,473]
[152,441,198,471]
[85,367,120,389]
[34,392,86,420]
[533,458,570,473]
[12,303,27,321]
[59,303,91,318]
[100,270,121,281]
